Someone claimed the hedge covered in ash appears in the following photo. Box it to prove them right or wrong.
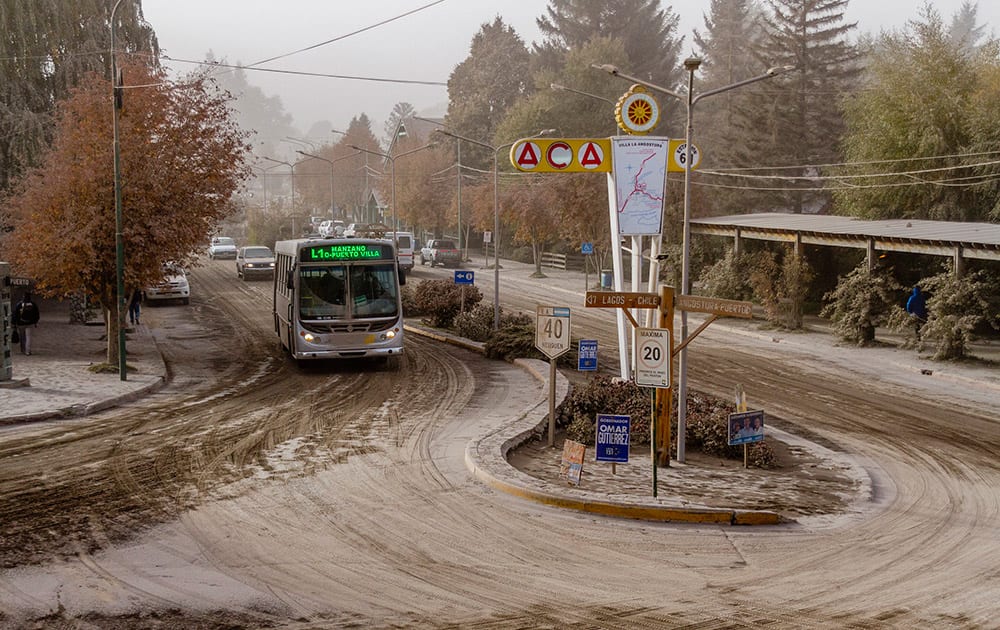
[556,375,776,468]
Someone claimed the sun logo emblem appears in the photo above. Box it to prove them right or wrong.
[615,85,660,135]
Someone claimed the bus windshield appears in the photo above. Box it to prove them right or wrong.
[298,264,398,320]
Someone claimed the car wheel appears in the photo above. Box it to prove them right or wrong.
[420,255,426,265]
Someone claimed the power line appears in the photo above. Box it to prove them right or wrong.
[243,0,446,69]
[161,57,446,86]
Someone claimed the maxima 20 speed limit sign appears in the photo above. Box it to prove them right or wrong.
[635,327,671,388]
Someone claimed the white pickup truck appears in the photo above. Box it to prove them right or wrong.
[419,239,461,268]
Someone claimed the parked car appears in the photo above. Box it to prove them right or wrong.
[208,236,238,260]
[420,239,461,268]
[145,263,190,305]
[236,246,275,280]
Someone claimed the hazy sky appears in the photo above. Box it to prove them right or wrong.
[142,0,997,142]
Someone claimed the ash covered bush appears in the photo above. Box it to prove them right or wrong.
[821,262,903,346]
[453,304,532,342]
[484,322,544,362]
[408,279,482,328]
[685,393,776,468]
[556,378,776,468]
[400,282,423,316]
[914,266,1000,360]
[558,375,650,446]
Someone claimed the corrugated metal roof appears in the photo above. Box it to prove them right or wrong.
[690,213,1000,261]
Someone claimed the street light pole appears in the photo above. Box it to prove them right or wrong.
[432,129,557,330]
[262,156,297,234]
[110,0,127,380]
[595,59,794,462]
[296,150,361,219]
[350,142,437,245]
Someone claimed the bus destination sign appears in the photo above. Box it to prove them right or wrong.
[302,243,391,262]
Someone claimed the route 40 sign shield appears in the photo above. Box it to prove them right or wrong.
[535,306,571,359]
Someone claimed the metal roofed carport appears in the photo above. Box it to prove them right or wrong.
[689,212,1000,274]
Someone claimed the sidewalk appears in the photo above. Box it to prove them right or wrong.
[0,299,165,424]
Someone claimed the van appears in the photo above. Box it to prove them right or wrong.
[394,231,415,271]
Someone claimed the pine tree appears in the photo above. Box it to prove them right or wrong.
[446,17,531,170]
[730,0,860,214]
[535,0,683,87]
[692,0,769,214]
[948,1,989,54]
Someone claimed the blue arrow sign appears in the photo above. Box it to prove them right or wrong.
[454,270,475,285]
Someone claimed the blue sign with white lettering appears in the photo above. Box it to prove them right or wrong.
[595,414,630,463]
[577,339,598,371]
[581,242,594,255]
[454,270,475,285]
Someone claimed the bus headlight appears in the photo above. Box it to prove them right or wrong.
[383,329,396,340]
[303,332,316,343]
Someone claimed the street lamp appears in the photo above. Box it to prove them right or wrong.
[432,128,557,330]
[262,156,298,234]
[284,136,317,152]
[349,142,438,244]
[595,59,795,463]
[412,116,469,260]
[111,0,127,380]
[296,150,362,218]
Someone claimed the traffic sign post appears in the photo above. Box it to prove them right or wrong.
[536,306,571,446]
[454,270,475,314]
[453,270,474,285]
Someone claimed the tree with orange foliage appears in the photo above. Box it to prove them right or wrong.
[1,60,251,366]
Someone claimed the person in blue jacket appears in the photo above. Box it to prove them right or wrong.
[905,286,928,334]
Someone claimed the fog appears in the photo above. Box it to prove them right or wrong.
[141,0,998,145]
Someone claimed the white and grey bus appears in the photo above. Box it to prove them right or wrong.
[273,238,404,360]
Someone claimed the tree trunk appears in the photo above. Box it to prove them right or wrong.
[105,305,123,368]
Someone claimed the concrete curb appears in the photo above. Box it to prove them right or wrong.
[405,323,784,526]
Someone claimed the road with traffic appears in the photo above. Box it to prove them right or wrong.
[0,258,997,628]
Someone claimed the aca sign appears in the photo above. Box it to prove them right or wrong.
[510,138,611,173]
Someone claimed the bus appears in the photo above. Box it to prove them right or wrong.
[273,237,405,361]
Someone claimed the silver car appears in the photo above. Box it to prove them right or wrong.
[236,245,275,280]
[208,236,238,260]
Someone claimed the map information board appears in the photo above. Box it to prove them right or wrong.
[611,137,669,235]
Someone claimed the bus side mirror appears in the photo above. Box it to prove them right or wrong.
[286,270,295,291]
[398,267,406,286]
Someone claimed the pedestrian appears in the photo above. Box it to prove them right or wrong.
[905,286,927,335]
[12,291,40,355]
[128,288,142,325]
